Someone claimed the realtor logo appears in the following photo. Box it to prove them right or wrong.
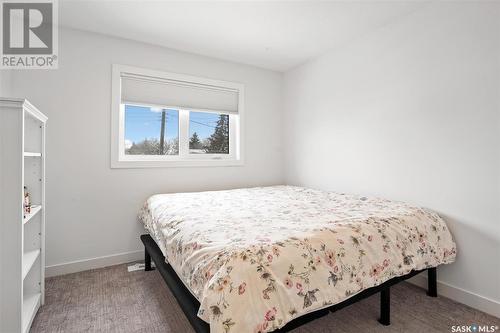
[1,0,58,69]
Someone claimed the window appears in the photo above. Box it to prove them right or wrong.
[189,111,229,155]
[111,65,244,168]
[124,105,179,156]
[122,104,236,160]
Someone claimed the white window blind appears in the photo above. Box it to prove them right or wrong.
[121,73,239,114]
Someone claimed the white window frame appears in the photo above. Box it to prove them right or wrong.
[111,64,244,168]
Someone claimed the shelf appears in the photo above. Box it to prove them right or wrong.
[22,292,41,333]
[1,98,45,333]
[23,152,41,157]
[23,205,42,224]
[22,249,40,280]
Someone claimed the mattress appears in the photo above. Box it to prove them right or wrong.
[138,186,456,333]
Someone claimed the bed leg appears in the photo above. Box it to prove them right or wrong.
[145,248,154,271]
[378,287,390,326]
[427,267,437,297]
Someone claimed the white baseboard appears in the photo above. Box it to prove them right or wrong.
[408,274,500,318]
[45,250,143,278]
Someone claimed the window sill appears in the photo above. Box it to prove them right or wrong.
[110,158,244,169]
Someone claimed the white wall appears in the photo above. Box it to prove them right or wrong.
[0,70,13,97]
[284,2,500,315]
[10,28,284,274]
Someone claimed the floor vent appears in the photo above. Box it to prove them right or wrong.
[127,262,155,272]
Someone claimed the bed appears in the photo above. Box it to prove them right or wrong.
[138,186,456,333]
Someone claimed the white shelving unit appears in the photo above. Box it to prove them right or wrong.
[0,98,47,333]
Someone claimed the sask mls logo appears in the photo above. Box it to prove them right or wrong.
[451,324,499,333]
[1,0,58,69]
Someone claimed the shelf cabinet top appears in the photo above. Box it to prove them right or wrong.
[0,98,48,123]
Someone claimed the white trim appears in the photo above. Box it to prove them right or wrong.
[111,66,121,169]
[179,109,189,158]
[110,159,244,169]
[111,64,245,168]
[45,250,143,277]
[408,274,500,318]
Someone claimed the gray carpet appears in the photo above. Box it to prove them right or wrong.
[31,263,500,333]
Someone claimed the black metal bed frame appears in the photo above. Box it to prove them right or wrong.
[141,234,438,333]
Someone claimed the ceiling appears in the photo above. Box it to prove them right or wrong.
[60,1,426,72]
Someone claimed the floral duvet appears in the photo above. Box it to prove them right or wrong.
[139,186,456,333]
